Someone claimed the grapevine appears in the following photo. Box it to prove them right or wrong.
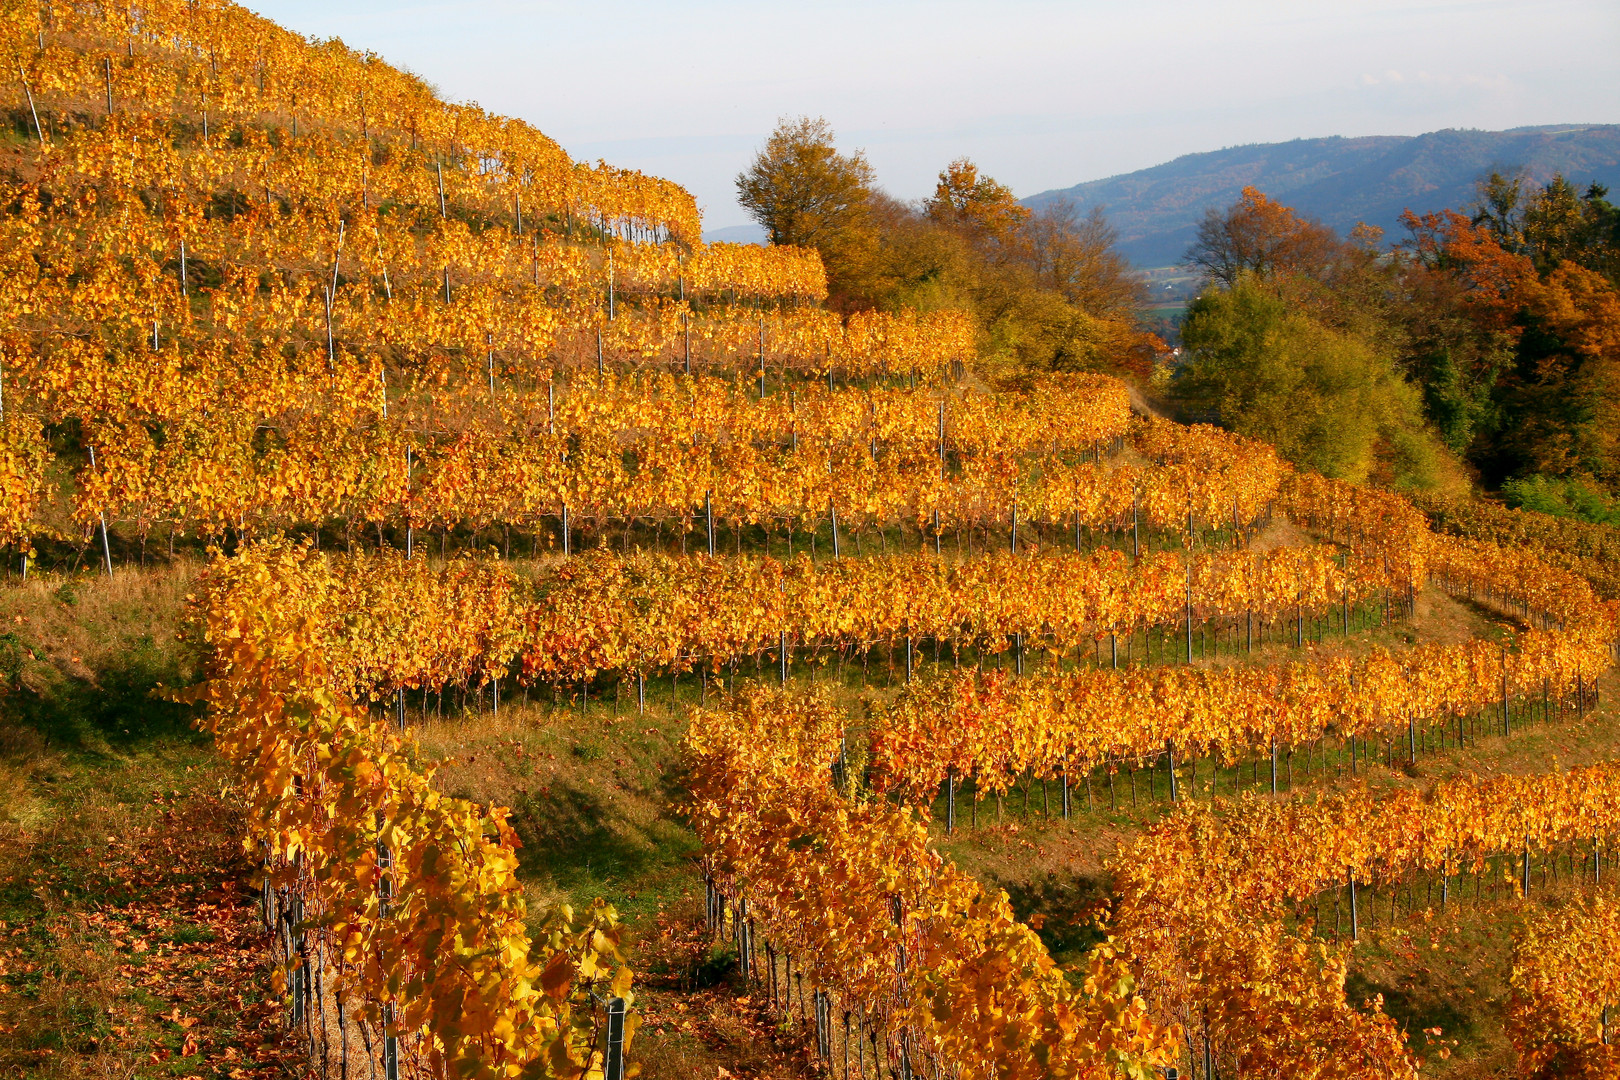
[194,539,1418,697]
[1508,890,1620,1079]
[182,550,637,1079]
[684,685,1181,1080]
[1111,764,1620,1078]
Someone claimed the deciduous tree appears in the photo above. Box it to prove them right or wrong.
[735,116,877,299]
[1173,277,1444,488]
[924,158,1030,246]
[1185,186,1340,287]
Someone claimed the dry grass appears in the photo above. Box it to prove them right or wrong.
[411,691,702,929]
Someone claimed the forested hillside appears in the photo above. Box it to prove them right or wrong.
[1026,126,1620,266]
[1166,177,1620,516]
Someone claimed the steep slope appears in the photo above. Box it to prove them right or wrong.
[0,1,982,556]
[1025,125,1620,266]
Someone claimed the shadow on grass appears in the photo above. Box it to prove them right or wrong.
[998,870,1112,967]
[507,775,700,911]
[1346,970,1481,1047]
[4,633,203,757]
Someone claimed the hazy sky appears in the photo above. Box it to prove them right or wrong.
[244,0,1620,232]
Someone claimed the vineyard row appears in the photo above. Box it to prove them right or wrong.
[1508,891,1620,1077]
[1110,762,1620,1079]
[868,519,1619,801]
[10,1,704,242]
[2,230,973,382]
[184,565,637,1080]
[690,678,1620,1080]
[1418,492,1620,600]
[193,537,1419,699]
[2,411,1285,561]
[685,686,1179,1080]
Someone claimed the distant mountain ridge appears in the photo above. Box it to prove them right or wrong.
[1024,125,1620,268]
[701,222,768,245]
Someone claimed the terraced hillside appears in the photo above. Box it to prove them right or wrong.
[2,5,1619,1080]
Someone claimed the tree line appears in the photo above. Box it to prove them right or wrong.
[1176,175,1620,506]
[734,117,1620,518]
[735,116,1156,382]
